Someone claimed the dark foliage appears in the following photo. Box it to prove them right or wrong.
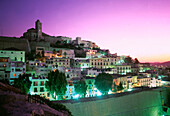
[45,70,67,100]
[95,73,113,95]
[74,79,87,97]
[124,56,133,64]
[13,74,32,93]
[117,82,124,91]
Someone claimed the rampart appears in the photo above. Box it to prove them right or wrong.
[54,88,168,116]
[0,36,30,52]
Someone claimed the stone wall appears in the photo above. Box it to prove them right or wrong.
[62,89,165,116]
[0,36,30,52]
[30,41,50,51]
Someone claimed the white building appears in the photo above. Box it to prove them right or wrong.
[10,61,26,84]
[64,82,76,99]
[29,76,49,98]
[61,49,75,58]
[116,65,131,75]
[73,37,99,49]
[87,68,117,77]
[0,57,11,80]
[71,58,90,71]
[150,77,162,87]
[0,50,25,62]
[26,60,51,78]
[127,76,133,89]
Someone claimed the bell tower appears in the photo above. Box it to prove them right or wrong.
[35,19,42,39]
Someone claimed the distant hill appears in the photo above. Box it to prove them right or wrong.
[150,61,170,67]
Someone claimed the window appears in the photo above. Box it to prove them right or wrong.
[89,80,92,84]
[21,52,22,54]
[70,88,72,95]
[15,57,17,61]
[34,82,37,86]
[21,57,22,61]
[41,81,44,86]
[34,88,38,92]
[47,93,50,97]
[40,87,44,92]
[11,52,13,54]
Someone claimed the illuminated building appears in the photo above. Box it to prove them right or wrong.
[36,47,45,56]
[45,58,71,68]
[54,58,71,68]
[0,50,25,62]
[150,77,162,87]
[139,63,152,72]
[10,61,26,84]
[85,77,95,97]
[89,57,118,69]
[116,65,131,75]
[71,58,90,71]
[29,76,49,98]
[0,57,11,80]
[64,81,76,99]
[26,60,51,78]
[127,76,133,89]
[112,74,128,90]
[73,37,99,49]
[136,76,151,87]
[87,68,117,77]
[22,20,72,44]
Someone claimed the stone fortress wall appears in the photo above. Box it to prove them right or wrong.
[61,88,168,116]
[0,36,31,52]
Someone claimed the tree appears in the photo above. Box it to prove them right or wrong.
[95,73,113,95]
[117,82,124,91]
[45,70,67,100]
[74,79,87,97]
[134,58,140,64]
[13,74,32,93]
[124,56,133,64]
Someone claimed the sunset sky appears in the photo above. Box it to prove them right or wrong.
[0,0,170,62]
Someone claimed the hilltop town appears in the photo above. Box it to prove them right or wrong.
[0,20,170,100]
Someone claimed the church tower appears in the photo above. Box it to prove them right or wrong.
[35,20,42,39]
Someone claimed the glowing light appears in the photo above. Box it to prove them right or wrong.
[108,90,112,94]
[97,90,102,96]
[73,94,79,99]
[30,92,35,95]
[127,89,133,92]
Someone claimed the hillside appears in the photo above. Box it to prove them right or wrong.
[150,61,170,67]
[0,82,71,116]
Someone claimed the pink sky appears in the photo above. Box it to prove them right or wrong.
[0,0,170,62]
